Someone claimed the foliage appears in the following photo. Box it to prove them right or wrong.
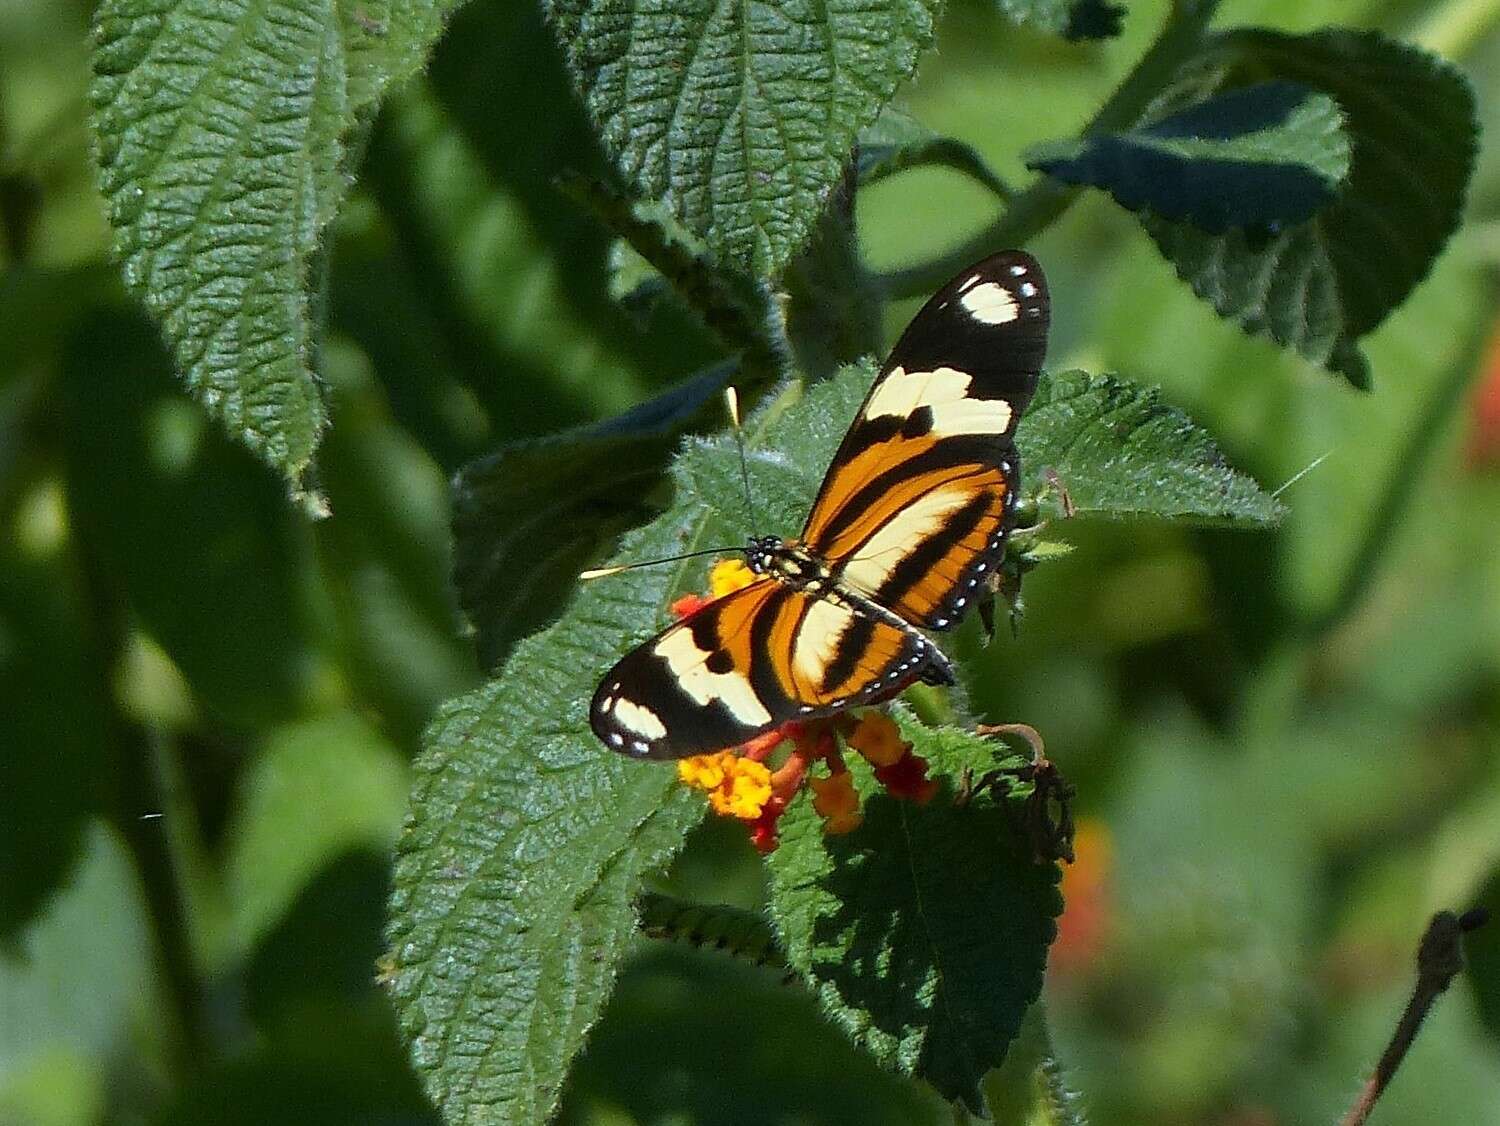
[5,1,1500,1125]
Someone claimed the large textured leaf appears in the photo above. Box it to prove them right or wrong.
[1020,370,1283,525]
[1029,81,1350,230]
[544,0,939,275]
[452,365,730,670]
[1143,29,1477,388]
[768,719,1062,1109]
[387,375,866,1125]
[89,0,455,503]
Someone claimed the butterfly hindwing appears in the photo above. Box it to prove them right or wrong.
[591,579,932,760]
[802,250,1048,629]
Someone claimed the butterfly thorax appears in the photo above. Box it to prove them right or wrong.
[744,536,832,589]
[743,534,955,688]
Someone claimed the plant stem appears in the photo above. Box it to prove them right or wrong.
[879,0,1221,298]
[1338,909,1489,1126]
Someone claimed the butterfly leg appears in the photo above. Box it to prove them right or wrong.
[958,723,1075,864]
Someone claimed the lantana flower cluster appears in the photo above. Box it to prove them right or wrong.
[671,560,939,853]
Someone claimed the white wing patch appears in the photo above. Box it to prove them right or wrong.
[840,484,977,592]
[959,281,1020,325]
[791,597,854,688]
[605,697,667,741]
[864,365,1012,437]
[652,628,772,725]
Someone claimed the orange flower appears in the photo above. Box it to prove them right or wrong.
[810,770,863,834]
[846,712,909,767]
[1467,316,1500,468]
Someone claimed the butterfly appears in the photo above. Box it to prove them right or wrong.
[592,250,1049,760]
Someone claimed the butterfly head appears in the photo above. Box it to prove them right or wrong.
[745,535,784,575]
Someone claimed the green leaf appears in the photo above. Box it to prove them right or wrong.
[1019,370,1284,526]
[1142,29,1477,388]
[309,342,478,745]
[1028,81,1349,230]
[226,713,409,959]
[858,106,1012,200]
[767,720,1061,1110]
[452,364,730,671]
[992,0,1124,41]
[89,0,455,504]
[0,824,163,1121]
[544,0,940,275]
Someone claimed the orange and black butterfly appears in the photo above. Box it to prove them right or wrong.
[592,251,1049,759]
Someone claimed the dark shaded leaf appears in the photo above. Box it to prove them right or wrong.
[1029,81,1349,230]
[558,947,950,1125]
[153,1004,438,1126]
[0,531,107,938]
[1465,868,1500,1045]
[452,365,730,670]
[767,720,1061,1109]
[1144,29,1477,387]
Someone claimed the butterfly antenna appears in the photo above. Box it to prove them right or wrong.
[1271,448,1335,500]
[579,545,741,582]
[725,386,762,530]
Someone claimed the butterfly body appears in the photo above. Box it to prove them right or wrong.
[592,251,1049,760]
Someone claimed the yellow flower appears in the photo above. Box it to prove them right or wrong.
[708,758,774,818]
[846,712,909,767]
[709,558,756,597]
[677,751,733,791]
[679,751,773,820]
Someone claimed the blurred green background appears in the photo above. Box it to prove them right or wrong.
[5,0,1500,1122]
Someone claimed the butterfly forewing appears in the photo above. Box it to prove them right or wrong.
[803,250,1048,629]
[591,580,930,760]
